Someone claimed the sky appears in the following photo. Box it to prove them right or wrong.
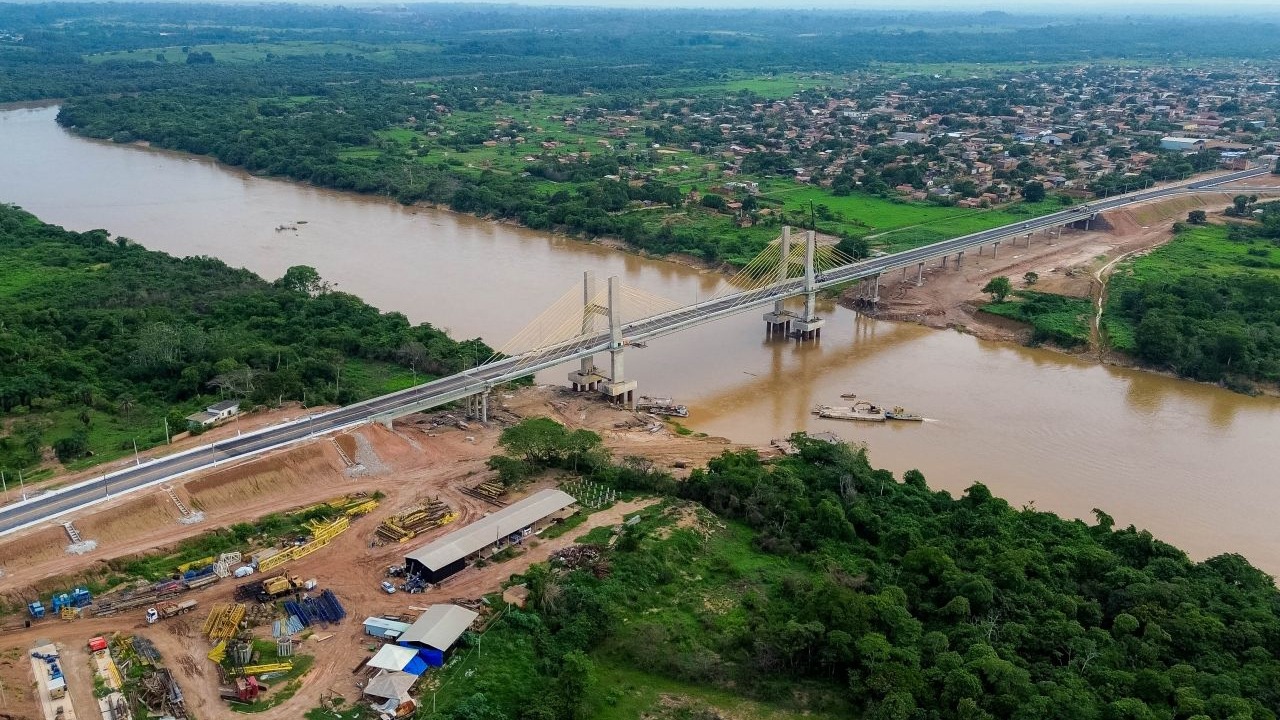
[348,0,1276,8]
[15,0,1280,15]
[189,0,1280,15]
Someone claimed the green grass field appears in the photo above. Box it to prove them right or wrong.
[982,291,1093,347]
[1111,223,1280,282]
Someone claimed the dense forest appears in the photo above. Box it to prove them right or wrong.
[0,205,489,471]
[436,421,1280,719]
[1106,202,1280,388]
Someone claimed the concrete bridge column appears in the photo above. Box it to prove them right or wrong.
[793,230,826,341]
[600,275,637,409]
[955,251,964,268]
[978,245,983,256]
[568,271,605,391]
[902,266,908,282]
[916,262,924,287]
[763,225,793,336]
[992,241,999,257]
[872,274,881,303]
[941,255,948,269]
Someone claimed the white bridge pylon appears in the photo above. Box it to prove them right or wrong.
[484,226,859,403]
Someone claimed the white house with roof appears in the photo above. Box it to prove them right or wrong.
[185,399,241,428]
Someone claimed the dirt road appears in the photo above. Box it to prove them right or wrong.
[0,387,731,719]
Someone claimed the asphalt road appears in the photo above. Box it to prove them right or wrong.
[0,167,1267,536]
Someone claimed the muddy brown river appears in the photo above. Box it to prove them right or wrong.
[3,105,1278,573]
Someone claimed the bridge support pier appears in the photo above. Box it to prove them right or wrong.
[793,230,825,341]
[464,390,490,423]
[992,240,999,257]
[941,255,948,269]
[568,271,607,392]
[916,262,924,287]
[955,251,964,268]
[600,276,638,409]
[763,225,793,336]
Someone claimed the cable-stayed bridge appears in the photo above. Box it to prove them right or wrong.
[0,166,1268,535]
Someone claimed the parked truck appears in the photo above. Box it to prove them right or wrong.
[145,599,198,624]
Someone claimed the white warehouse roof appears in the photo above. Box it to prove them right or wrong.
[399,604,479,650]
[405,489,576,571]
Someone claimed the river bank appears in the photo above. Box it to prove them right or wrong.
[851,190,1280,396]
[3,103,1279,578]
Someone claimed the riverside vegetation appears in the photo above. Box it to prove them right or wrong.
[0,205,490,475]
[981,201,1280,389]
[430,419,1280,720]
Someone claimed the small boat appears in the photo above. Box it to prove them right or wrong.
[811,404,885,422]
[885,406,924,422]
[840,392,858,399]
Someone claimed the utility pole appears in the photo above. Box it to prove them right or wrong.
[164,416,171,445]
[18,469,26,501]
[2,470,7,495]
[132,438,141,466]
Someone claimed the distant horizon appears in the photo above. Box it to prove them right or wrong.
[8,0,1280,15]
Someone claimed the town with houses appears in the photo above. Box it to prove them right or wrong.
[455,64,1280,213]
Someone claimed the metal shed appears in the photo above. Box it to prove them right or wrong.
[397,604,479,653]
[403,489,576,582]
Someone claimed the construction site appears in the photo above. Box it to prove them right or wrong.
[0,386,730,720]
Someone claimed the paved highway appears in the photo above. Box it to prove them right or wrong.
[0,167,1267,537]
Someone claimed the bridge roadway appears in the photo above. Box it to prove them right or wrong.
[0,166,1267,537]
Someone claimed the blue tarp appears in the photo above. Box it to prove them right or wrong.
[403,656,429,675]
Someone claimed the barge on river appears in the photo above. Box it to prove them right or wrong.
[636,396,689,418]
[812,403,886,422]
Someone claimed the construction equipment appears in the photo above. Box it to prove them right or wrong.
[376,498,456,543]
[147,599,198,624]
[220,676,261,703]
[261,574,303,599]
[28,600,45,619]
[31,650,66,699]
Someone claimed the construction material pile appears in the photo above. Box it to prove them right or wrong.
[551,545,602,569]
[94,575,212,617]
[255,516,350,573]
[376,498,456,543]
[139,668,187,719]
[202,603,246,641]
[282,589,346,628]
[461,479,508,507]
[291,492,380,518]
